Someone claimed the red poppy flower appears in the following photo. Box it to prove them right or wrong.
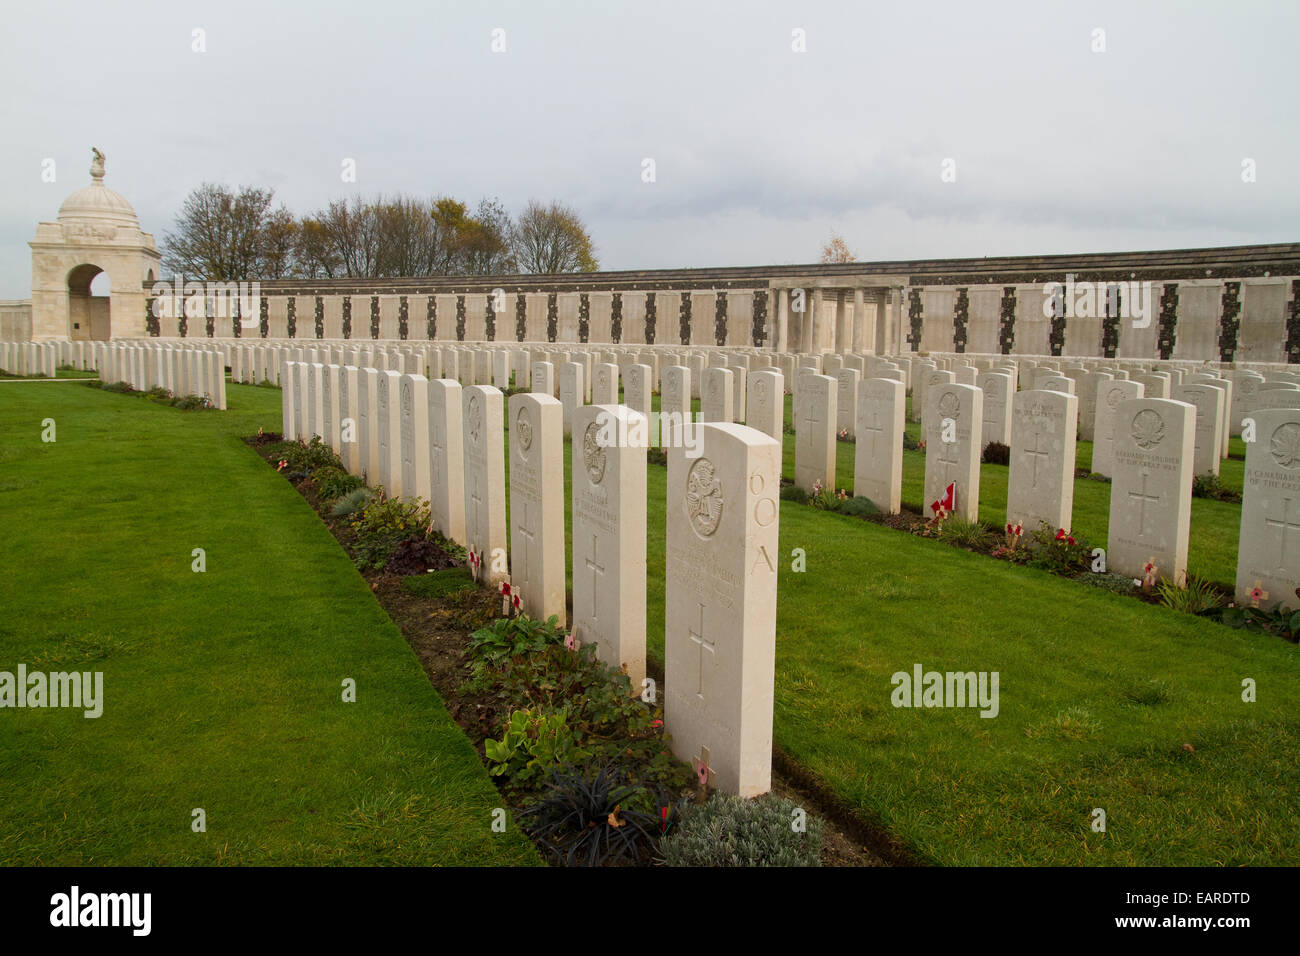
[1055,528,1066,541]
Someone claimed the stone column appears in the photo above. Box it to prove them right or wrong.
[774,288,790,353]
[852,288,868,353]
[835,291,850,354]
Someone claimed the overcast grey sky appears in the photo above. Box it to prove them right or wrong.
[1,0,1297,298]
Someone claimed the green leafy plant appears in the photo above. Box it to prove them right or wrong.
[171,394,209,411]
[484,707,589,783]
[282,436,345,474]
[837,496,879,517]
[1077,571,1138,594]
[940,516,994,549]
[468,613,568,668]
[494,641,659,740]
[1191,474,1241,502]
[808,480,840,511]
[331,487,375,517]
[902,433,923,451]
[347,494,431,571]
[1157,575,1227,615]
[312,466,364,501]
[1217,602,1300,642]
[660,794,823,867]
[1025,522,1091,574]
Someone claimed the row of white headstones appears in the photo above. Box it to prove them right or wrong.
[0,340,228,409]
[281,356,783,798]
[791,359,1300,610]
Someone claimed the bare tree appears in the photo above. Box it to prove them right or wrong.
[163,183,275,279]
[510,200,598,274]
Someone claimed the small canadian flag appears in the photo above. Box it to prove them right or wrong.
[930,481,955,516]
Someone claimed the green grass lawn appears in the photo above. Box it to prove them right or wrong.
[0,380,539,866]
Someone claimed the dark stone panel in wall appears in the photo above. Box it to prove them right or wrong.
[1101,286,1121,358]
[714,291,727,346]
[369,295,379,339]
[546,293,557,342]
[456,295,466,341]
[752,290,767,347]
[316,296,326,339]
[1287,281,1300,364]
[679,292,691,346]
[286,296,296,339]
[611,292,623,344]
[578,292,590,343]
[343,295,353,339]
[953,288,969,354]
[1218,281,1241,362]
[998,287,1016,355]
[485,294,496,342]
[397,295,408,340]
[1157,283,1179,360]
[907,288,923,351]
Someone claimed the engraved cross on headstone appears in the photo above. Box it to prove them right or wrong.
[584,533,606,620]
[1024,431,1050,488]
[861,406,885,458]
[936,437,959,487]
[1264,497,1300,572]
[1128,470,1160,538]
[688,602,714,699]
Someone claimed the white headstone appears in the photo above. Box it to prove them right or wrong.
[572,404,648,689]
[1107,397,1195,585]
[923,382,983,521]
[1007,389,1078,534]
[427,379,466,545]
[463,385,507,583]
[855,378,905,514]
[665,422,781,798]
[509,392,566,625]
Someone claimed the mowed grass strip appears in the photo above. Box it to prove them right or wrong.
[0,382,538,866]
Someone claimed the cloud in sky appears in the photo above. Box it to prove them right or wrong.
[0,0,1295,297]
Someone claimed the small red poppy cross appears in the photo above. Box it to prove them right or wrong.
[695,745,716,790]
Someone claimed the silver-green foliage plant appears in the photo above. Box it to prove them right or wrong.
[661,794,823,867]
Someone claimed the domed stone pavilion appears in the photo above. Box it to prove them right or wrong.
[28,148,161,341]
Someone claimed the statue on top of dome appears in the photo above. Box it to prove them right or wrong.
[90,147,105,182]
